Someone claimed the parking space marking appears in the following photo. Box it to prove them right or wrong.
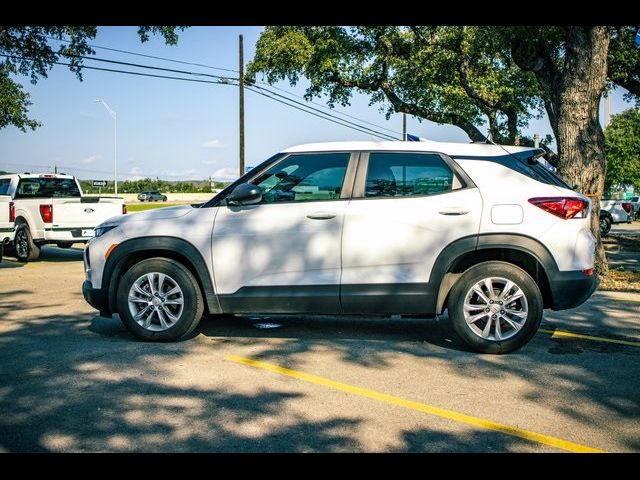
[539,328,640,347]
[226,355,605,453]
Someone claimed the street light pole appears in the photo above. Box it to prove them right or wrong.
[95,99,118,196]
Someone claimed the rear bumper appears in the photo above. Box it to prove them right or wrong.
[43,227,94,242]
[547,270,599,311]
[82,280,110,316]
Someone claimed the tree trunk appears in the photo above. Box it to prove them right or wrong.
[551,27,610,273]
[513,27,611,274]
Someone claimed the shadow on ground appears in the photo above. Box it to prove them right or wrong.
[0,289,638,452]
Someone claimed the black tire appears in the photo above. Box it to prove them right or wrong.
[162,196,167,202]
[116,257,204,341]
[599,215,612,236]
[57,241,73,249]
[14,223,41,262]
[447,261,543,354]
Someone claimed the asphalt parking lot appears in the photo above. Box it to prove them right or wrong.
[0,243,639,452]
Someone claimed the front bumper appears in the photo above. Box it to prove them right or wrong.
[82,280,110,316]
[547,270,599,311]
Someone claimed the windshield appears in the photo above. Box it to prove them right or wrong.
[15,178,81,198]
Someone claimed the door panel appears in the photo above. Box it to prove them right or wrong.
[341,151,483,313]
[211,151,354,313]
[212,201,348,295]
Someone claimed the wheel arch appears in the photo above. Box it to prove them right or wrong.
[103,236,221,315]
[431,234,557,314]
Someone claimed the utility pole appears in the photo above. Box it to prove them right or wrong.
[239,34,245,177]
[402,113,407,141]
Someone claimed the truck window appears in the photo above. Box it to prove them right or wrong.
[15,178,81,198]
[0,179,10,195]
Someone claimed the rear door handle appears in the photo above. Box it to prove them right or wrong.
[306,211,337,220]
[438,208,470,216]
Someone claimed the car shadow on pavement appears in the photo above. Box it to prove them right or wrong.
[1,302,638,452]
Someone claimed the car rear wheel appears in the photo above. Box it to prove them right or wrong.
[14,223,41,262]
[448,261,543,354]
[117,258,204,341]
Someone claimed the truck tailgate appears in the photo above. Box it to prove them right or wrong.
[0,195,13,238]
[52,198,122,228]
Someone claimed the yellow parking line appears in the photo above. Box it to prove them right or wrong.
[539,328,640,347]
[226,355,604,453]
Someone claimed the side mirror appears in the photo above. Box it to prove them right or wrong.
[226,183,262,206]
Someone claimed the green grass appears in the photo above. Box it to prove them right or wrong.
[126,202,189,212]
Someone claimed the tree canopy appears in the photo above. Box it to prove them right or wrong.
[605,108,640,192]
[0,26,187,131]
[248,26,545,144]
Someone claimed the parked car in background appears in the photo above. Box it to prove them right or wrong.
[83,140,598,354]
[600,199,632,225]
[137,191,167,202]
[0,173,126,262]
[0,195,16,262]
[629,196,639,220]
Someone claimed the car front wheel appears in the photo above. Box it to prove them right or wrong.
[116,258,204,341]
[448,261,543,354]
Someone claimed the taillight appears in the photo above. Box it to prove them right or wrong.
[39,204,53,223]
[9,202,15,222]
[528,197,589,219]
[122,204,127,215]
[621,202,632,214]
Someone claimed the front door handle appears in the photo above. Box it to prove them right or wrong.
[307,211,337,220]
[438,208,470,216]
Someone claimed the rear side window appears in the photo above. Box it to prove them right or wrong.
[365,152,453,198]
[15,178,81,198]
[0,179,10,195]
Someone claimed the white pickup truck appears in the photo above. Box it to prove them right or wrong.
[0,173,125,261]
[0,195,16,262]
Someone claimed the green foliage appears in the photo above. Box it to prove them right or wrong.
[605,108,640,191]
[79,177,224,194]
[249,26,545,143]
[608,27,640,103]
[0,26,187,131]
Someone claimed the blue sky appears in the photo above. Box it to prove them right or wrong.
[0,26,635,182]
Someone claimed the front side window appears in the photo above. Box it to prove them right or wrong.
[15,178,81,198]
[250,152,350,204]
[365,152,453,198]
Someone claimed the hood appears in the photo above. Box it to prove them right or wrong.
[98,205,194,228]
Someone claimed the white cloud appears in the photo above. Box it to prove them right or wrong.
[81,154,101,164]
[201,159,217,165]
[211,167,239,181]
[202,139,224,149]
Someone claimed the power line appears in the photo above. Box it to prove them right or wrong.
[246,86,396,141]
[0,54,233,86]
[68,53,237,81]
[248,84,398,140]
[257,81,403,136]
[45,35,238,74]
[45,36,401,136]
[3,52,399,140]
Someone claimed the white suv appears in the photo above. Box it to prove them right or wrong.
[83,141,598,353]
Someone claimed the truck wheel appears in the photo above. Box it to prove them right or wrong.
[448,261,543,354]
[57,242,73,249]
[14,223,41,262]
[117,258,204,342]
